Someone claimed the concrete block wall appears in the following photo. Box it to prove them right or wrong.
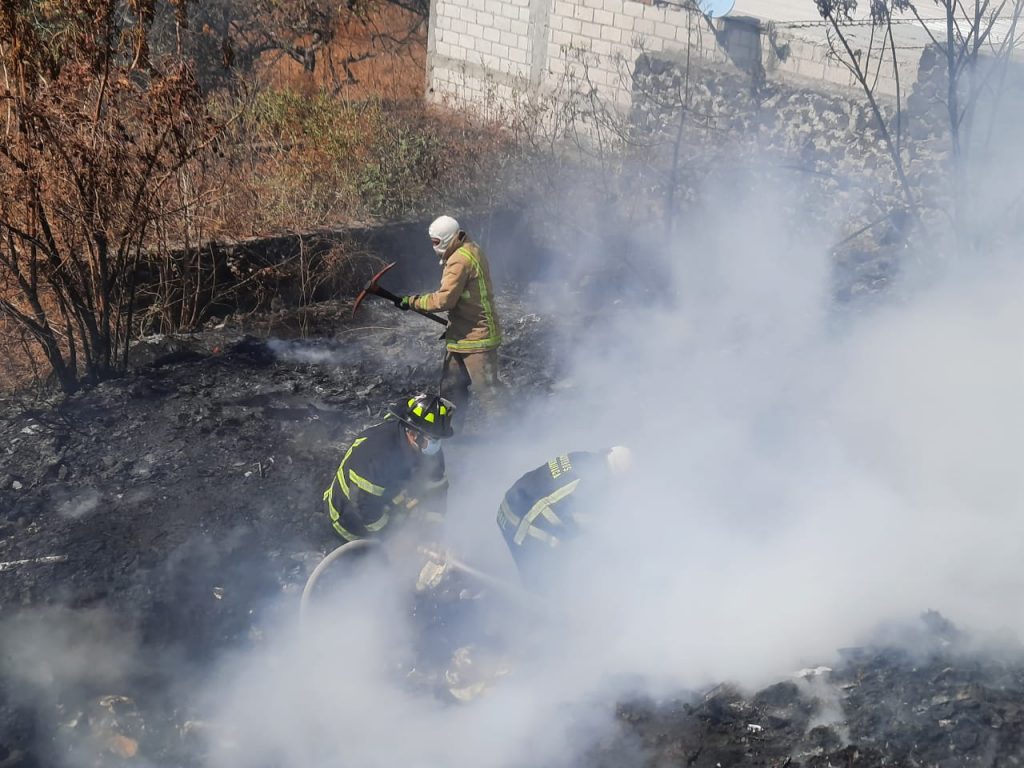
[429,0,536,119]
[431,0,532,78]
[427,0,920,116]
[768,30,921,96]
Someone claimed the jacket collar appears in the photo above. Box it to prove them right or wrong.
[441,231,468,264]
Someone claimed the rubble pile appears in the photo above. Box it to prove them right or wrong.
[597,628,1024,767]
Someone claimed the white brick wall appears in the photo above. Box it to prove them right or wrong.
[428,0,914,117]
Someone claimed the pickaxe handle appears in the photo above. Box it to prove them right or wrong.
[352,261,448,327]
[372,285,448,327]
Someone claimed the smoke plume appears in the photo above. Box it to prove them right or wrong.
[198,139,1024,768]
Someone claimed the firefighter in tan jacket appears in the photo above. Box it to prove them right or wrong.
[397,215,503,420]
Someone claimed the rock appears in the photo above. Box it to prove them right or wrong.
[806,725,844,753]
[754,681,802,708]
[128,334,206,370]
[0,745,24,767]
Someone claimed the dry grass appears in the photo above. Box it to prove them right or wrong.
[205,94,515,237]
[186,4,502,239]
[0,4,523,392]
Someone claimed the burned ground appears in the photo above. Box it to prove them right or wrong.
[589,626,1024,768]
[2,294,1024,767]
[0,296,561,766]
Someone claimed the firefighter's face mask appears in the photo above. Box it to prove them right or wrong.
[428,215,460,260]
[421,437,441,456]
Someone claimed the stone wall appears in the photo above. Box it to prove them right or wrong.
[627,47,962,241]
[427,0,1024,292]
[630,51,897,177]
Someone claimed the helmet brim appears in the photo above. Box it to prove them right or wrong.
[389,409,455,439]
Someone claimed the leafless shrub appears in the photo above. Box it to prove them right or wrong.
[816,0,1024,255]
[0,0,220,393]
[150,0,428,93]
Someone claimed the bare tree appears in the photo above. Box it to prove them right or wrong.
[815,0,1024,254]
[156,0,428,91]
[0,0,218,392]
[815,1,918,216]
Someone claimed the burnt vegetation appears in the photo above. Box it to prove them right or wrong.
[3,1,1024,766]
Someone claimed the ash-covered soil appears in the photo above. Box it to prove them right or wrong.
[0,296,562,766]
[3,297,1024,767]
[593,615,1024,768]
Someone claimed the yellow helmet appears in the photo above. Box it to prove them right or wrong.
[389,393,456,439]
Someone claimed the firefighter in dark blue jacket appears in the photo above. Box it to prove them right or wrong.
[497,446,631,589]
[323,394,456,542]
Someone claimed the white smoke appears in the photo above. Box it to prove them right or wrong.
[56,489,102,520]
[0,607,141,693]
[201,108,1024,768]
[266,338,348,365]
[0,607,156,767]
[507,181,1024,697]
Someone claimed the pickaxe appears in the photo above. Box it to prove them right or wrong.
[352,262,447,326]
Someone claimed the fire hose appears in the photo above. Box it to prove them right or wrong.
[299,539,543,624]
[415,545,544,611]
[299,538,382,622]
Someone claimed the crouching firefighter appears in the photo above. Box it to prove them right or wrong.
[497,447,631,590]
[323,394,456,543]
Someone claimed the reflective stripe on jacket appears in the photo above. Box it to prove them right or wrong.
[413,236,502,353]
[323,419,448,541]
[497,451,608,552]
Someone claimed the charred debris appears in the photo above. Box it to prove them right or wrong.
[2,291,1024,766]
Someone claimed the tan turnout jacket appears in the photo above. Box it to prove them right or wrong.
[413,234,502,353]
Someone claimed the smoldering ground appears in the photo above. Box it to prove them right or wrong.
[4,87,1024,768]
[528,194,1024,695]
[191,156,1024,768]
[0,605,201,768]
[0,294,560,765]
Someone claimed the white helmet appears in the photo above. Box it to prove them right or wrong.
[606,446,631,475]
[429,215,461,258]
